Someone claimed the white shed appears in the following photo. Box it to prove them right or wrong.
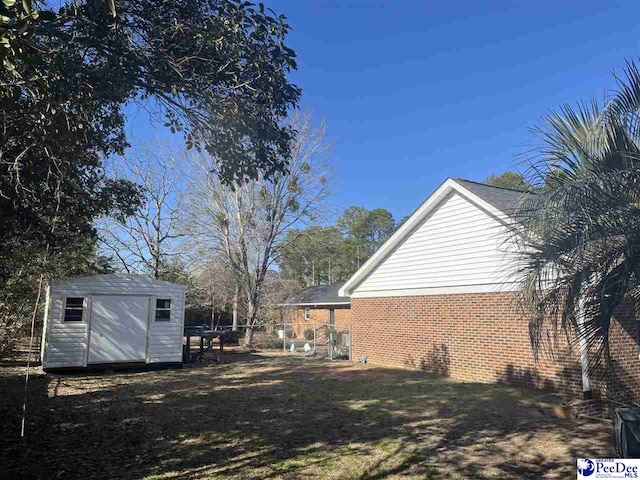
[41,273,186,370]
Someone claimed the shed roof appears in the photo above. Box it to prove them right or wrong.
[52,273,186,290]
[289,282,350,306]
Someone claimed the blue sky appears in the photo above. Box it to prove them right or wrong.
[126,1,640,222]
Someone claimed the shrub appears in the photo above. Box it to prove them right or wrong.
[252,332,283,349]
[220,330,243,345]
[304,328,314,341]
[0,305,28,359]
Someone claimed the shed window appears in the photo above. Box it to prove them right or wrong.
[64,297,84,322]
[304,308,311,320]
[155,299,171,321]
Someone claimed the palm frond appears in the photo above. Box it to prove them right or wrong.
[513,59,640,379]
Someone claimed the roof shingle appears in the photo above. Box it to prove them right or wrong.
[453,178,534,215]
[291,282,350,305]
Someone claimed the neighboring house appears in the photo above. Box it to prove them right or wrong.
[41,273,186,370]
[283,282,351,338]
[340,178,639,400]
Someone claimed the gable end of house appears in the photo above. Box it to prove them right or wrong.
[340,178,526,298]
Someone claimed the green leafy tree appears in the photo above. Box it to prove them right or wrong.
[2,0,300,258]
[514,60,640,378]
[338,206,395,259]
[485,171,531,190]
[396,215,411,229]
[1,0,300,355]
[336,206,368,237]
[2,0,300,182]
[0,237,117,357]
[280,206,397,286]
[278,226,352,285]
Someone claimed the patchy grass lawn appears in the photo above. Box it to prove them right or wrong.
[1,348,612,479]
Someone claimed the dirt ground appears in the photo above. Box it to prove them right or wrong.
[1,347,613,479]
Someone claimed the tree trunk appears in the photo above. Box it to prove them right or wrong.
[243,299,256,348]
[244,325,255,348]
[152,246,160,279]
[210,281,216,329]
[232,286,239,331]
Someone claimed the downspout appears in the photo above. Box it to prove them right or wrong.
[577,296,593,400]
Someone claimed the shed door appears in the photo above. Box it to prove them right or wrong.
[88,295,149,363]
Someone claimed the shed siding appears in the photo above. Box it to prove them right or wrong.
[40,286,51,364]
[43,274,185,368]
[147,291,185,363]
[43,294,88,368]
[353,192,516,297]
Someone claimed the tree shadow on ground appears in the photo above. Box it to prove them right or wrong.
[1,350,612,479]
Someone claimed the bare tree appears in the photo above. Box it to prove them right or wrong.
[258,272,303,329]
[192,257,237,328]
[186,111,332,347]
[99,144,186,278]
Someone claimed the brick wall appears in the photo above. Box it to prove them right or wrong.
[352,293,640,398]
[598,302,640,401]
[284,306,352,339]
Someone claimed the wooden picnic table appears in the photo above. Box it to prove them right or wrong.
[183,327,225,364]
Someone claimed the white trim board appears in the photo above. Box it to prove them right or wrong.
[280,302,351,307]
[350,283,519,299]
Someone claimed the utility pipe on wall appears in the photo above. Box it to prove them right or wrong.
[577,297,593,400]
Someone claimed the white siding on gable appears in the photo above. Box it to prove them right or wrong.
[351,192,518,298]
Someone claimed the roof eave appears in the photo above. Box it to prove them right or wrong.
[277,301,351,307]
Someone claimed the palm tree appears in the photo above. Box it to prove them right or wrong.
[514,61,640,379]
